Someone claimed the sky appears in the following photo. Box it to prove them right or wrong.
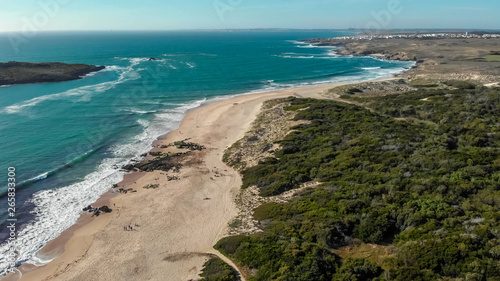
[0,0,499,32]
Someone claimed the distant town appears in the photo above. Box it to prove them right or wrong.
[335,32,500,40]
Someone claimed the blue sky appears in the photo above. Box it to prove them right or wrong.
[0,0,498,32]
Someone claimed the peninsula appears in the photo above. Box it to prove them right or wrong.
[0,62,105,86]
[304,36,500,83]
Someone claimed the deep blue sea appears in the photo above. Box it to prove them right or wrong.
[0,30,413,273]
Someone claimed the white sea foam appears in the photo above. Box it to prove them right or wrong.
[80,67,106,78]
[362,67,382,70]
[117,57,168,63]
[286,40,308,45]
[125,108,158,114]
[278,52,340,60]
[254,62,414,91]
[296,43,316,48]
[137,119,150,127]
[280,55,315,59]
[295,43,337,49]
[323,51,341,58]
[27,172,48,182]
[0,60,144,115]
[282,52,321,56]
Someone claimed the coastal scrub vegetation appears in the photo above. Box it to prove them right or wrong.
[200,257,240,281]
[217,85,500,280]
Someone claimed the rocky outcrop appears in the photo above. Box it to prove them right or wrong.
[0,61,105,86]
[122,152,186,173]
[82,205,112,217]
[333,45,416,62]
[173,140,205,151]
[305,39,417,62]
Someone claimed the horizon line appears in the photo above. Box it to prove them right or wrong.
[1,27,500,34]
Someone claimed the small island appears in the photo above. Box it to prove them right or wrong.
[0,61,106,86]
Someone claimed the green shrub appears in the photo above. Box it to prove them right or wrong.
[444,80,476,89]
[200,257,239,281]
[215,235,248,256]
[253,202,281,221]
[389,268,439,281]
[218,87,500,280]
[149,151,162,156]
[332,258,383,281]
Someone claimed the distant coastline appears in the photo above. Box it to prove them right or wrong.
[0,62,105,86]
[302,36,500,83]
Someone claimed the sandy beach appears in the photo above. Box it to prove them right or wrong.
[3,80,392,281]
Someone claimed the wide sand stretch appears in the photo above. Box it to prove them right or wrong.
[4,80,391,281]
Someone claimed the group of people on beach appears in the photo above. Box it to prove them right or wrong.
[123,222,139,231]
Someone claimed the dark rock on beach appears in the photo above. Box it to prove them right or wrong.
[0,61,106,86]
[85,205,112,217]
[134,153,184,173]
[173,140,205,151]
[99,206,112,213]
[121,164,136,172]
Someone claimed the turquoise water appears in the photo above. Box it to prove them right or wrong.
[0,30,413,273]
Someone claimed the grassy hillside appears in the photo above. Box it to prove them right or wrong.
[217,85,500,280]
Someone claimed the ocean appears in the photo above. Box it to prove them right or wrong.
[0,30,414,273]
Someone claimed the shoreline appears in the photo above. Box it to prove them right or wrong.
[303,37,500,83]
[2,78,398,281]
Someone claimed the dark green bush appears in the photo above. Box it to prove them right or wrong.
[215,235,249,256]
[219,87,500,280]
[444,80,477,89]
[200,257,239,281]
[346,88,363,94]
[332,258,384,281]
